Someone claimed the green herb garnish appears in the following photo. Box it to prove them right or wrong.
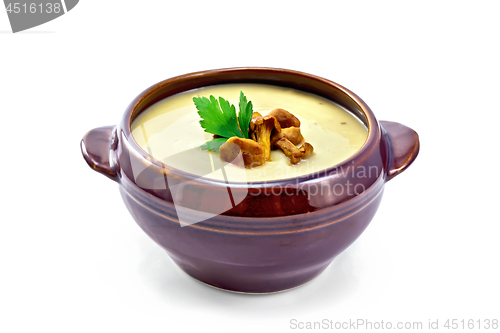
[237,91,253,139]
[199,137,228,152]
[194,91,253,151]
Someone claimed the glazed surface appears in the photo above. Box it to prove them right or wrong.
[131,84,367,182]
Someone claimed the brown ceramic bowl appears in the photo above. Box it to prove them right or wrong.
[81,68,419,293]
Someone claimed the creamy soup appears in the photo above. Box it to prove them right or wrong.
[131,84,368,182]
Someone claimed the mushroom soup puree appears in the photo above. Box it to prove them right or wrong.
[131,84,368,182]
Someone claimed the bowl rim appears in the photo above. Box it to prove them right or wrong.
[119,67,381,187]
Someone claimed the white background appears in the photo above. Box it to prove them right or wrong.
[1,1,499,332]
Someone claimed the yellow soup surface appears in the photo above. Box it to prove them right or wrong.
[131,84,368,182]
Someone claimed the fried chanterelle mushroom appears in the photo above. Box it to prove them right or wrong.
[268,108,301,128]
[249,114,281,161]
[278,126,304,145]
[271,130,313,165]
[299,142,314,158]
[220,108,313,167]
[274,137,303,164]
[219,137,266,168]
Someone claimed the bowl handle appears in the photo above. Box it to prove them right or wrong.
[380,121,420,181]
[81,125,119,182]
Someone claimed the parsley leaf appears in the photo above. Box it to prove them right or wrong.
[238,90,253,139]
[194,95,242,138]
[199,138,228,152]
[194,91,254,151]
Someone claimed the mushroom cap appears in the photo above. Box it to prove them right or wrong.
[249,115,281,135]
[268,108,301,128]
[281,126,304,145]
[219,137,266,168]
[299,142,314,158]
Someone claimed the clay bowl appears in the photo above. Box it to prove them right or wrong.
[81,67,419,293]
